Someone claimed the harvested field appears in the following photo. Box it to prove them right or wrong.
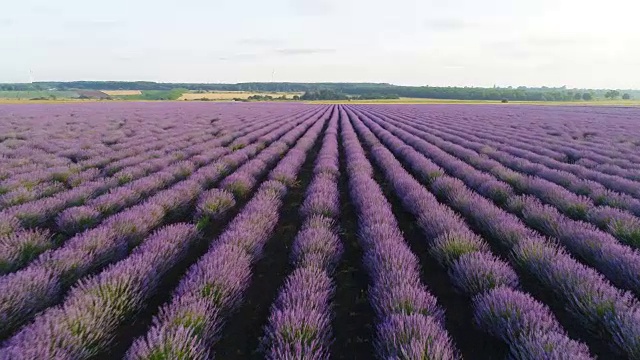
[102,90,143,96]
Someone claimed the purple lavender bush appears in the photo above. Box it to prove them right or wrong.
[56,206,101,235]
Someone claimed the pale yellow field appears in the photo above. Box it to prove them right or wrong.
[102,90,143,96]
[179,91,303,101]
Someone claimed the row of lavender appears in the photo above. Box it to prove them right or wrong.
[0,104,325,344]
[344,106,592,358]
[126,105,332,359]
[348,105,640,358]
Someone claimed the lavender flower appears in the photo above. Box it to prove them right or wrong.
[0,229,52,274]
[473,286,563,344]
[377,314,459,360]
[290,224,342,272]
[0,213,21,236]
[220,172,254,197]
[588,206,640,249]
[300,176,340,219]
[449,252,519,296]
[263,268,333,360]
[126,323,210,360]
[0,266,61,337]
[56,206,101,235]
[194,188,236,223]
[430,232,489,268]
[510,332,593,360]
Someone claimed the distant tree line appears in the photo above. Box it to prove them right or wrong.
[246,94,291,101]
[357,93,400,100]
[300,90,349,101]
[0,82,635,102]
[299,90,400,101]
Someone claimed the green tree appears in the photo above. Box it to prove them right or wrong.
[622,93,631,100]
[574,93,582,100]
[582,93,593,101]
[605,90,621,99]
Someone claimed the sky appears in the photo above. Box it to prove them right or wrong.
[1,0,639,89]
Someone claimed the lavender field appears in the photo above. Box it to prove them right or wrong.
[1,102,640,360]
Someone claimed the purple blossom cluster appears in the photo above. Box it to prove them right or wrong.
[0,107,323,279]
[194,188,236,224]
[588,206,640,249]
[127,104,327,360]
[0,213,21,236]
[0,229,52,274]
[473,287,592,360]
[443,125,640,247]
[0,127,212,211]
[0,202,165,338]
[0,182,66,208]
[299,111,341,219]
[360,108,637,268]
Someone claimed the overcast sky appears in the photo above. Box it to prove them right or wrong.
[1,0,638,88]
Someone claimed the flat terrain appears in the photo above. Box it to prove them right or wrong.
[1,102,639,359]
